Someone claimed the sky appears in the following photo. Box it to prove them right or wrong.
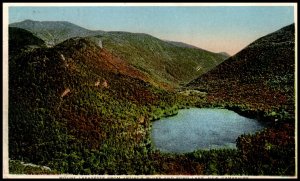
[8,4,295,55]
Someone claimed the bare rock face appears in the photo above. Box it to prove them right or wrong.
[61,88,71,98]
[60,54,65,61]
[138,116,145,124]
[98,40,103,49]
[102,80,109,88]
[95,80,100,87]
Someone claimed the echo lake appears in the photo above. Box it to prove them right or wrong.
[151,108,266,153]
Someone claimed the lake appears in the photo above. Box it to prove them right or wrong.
[151,108,266,153]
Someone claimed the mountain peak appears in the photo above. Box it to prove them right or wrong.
[9,20,97,46]
[22,19,35,22]
[18,19,72,24]
[248,23,295,48]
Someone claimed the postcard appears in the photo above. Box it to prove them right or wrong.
[2,2,297,179]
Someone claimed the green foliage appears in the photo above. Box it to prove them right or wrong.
[9,160,59,175]
[187,149,241,175]
[236,123,295,175]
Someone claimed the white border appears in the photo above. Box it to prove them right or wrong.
[294,4,298,178]
[2,2,298,179]
[3,2,9,179]
[2,175,298,179]
[3,2,297,7]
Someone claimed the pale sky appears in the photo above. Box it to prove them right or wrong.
[8,4,295,55]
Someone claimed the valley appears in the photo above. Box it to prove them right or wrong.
[7,20,296,176]
[10,20,227,89]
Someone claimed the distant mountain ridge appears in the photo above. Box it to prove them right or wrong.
[10,20,227,88]
[218,52,231,57]
[10,20,104,46]
[164,40,204,49]
[165,40,230,59]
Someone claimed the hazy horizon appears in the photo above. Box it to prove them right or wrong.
[8,5,295,55]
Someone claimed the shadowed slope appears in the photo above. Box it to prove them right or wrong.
[187,24,295,118]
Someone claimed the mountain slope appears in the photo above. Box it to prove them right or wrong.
[187,24,295,118]
[94,32,226,88]
[9,20,226,88]
[9,32,181,174]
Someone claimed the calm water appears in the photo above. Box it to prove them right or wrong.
[151,108,265,153]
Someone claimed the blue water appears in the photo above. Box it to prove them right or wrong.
[151,108,265,153]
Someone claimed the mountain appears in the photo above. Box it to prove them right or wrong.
[93,32,226,88]
[187,24,295,118]
[9,20,103,46]
[9,30,182,174]
[9,20,226,88]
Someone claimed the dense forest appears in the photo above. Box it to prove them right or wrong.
[7,22,295,176]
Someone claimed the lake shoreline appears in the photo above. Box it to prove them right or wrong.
[150,107,266,153]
